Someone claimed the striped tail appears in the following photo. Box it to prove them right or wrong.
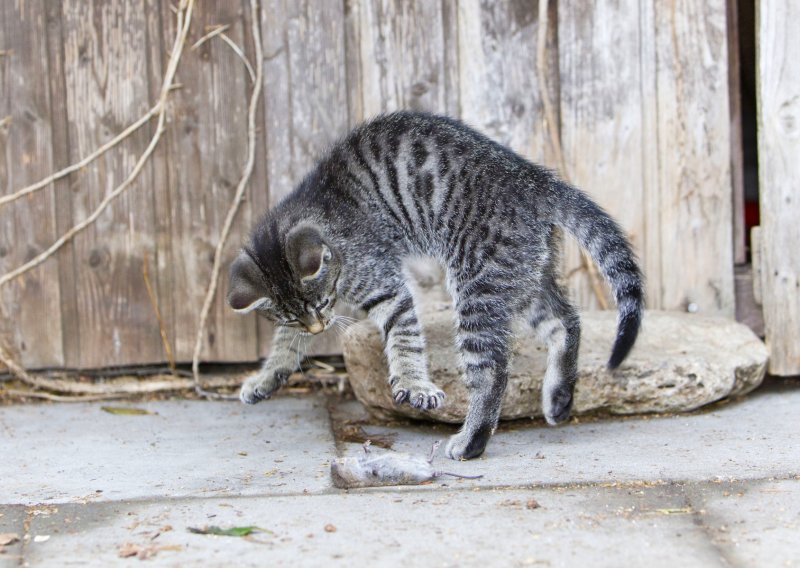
[548,179,645,369]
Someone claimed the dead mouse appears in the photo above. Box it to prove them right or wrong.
[330,440,483,488]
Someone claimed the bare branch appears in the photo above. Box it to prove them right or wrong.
[219,32,256,83]
[191,24,230,50]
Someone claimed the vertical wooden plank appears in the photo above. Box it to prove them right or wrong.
[653,0,734,315]
[59,0,164,368]
[260,0,348,356]
[457,0,550,164]
[241,0,275,360]
[639,0,663,313]
[350,0,453,118]
[0,1,66,368]
[558,0,650,310]
[757,0,800,375]
[440,0,460,117]
[344,0,365,127]
[44,0,83,369]
[142,0,176,368]
[160,0,259,363]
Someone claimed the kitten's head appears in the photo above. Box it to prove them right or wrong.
[227,222,340,334]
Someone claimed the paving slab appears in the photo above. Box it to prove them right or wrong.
[0,396,336,505]
[333,380,800,487]
[686,479,800,567]
[0,505,26,568]
[23,483,729,567]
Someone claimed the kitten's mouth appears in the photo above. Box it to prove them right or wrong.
[306,322,324,334]
[305,319,329,335]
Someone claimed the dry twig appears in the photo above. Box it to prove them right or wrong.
[191,0,263,400]
[192,24,256,83]
[219,33,256,83]
[0,371,244,398]
[535,0,610,310]
[191,24,230,50]
[0,107,159,208]
[0,389,133,403]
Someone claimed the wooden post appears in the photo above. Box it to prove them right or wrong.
[757,0,800,375]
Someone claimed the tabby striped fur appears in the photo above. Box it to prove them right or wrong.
[228,111,644,460]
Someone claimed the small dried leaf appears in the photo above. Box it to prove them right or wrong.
[324,524,337,533]
[0,534,19,546]
[526,499,541,510]
[101,406,152,416]
[188,525,270,537]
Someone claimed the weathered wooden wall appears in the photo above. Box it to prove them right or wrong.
[756,0,800,375]
[0,0,736,370]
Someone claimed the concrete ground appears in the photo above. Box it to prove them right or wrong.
[1,379,798,567]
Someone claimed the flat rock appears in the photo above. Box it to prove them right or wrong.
[342,307,768,423]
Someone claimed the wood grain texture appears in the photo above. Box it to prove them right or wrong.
[0,0,66,368]
[1,0,743,369]
[558,0,650,311]
[143,0,174,368]
[652,0,734,316]
[757,0,800,375]
[159,0,260,363]
[456,0,551,164]
[259,0,349,355]
[347,0,454,118]
[58,0,163,368]
[560,0,734,316]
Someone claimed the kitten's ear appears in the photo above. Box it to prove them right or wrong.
[227,251,271,314]
[285,224,332,282]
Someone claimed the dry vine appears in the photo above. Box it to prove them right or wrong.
[535,0,610,310]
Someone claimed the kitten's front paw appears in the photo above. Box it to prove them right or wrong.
[445,428,490,461]
[389,376,445,410]
[239,369,291,405]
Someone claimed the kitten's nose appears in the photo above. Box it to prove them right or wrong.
[307,321,324,335]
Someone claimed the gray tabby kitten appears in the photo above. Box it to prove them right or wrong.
[228,112,643,461]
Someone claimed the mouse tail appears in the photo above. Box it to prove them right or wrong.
[437,472,484,480]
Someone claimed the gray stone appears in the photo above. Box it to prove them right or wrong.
[342,307,769,423]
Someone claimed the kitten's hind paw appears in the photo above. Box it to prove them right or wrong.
[389,376,445,411]
[445,428,491,461]
[239,369,290,405]
[543,385,574,425]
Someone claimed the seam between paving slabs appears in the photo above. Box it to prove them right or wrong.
[682,480,770,568]
[7,475,799,508]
